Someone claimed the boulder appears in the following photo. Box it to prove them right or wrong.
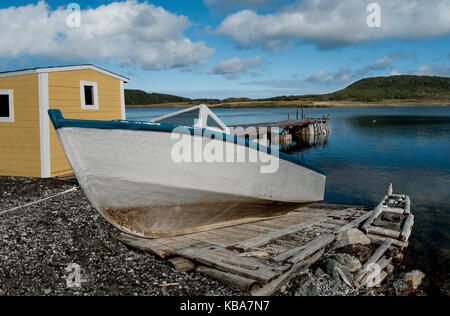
[330,253,362,273]
[314,267,327,278]
[338,244,372,263]
[324,258,353,283]
[295,283,319,296]
[334,229,371,249]
[400,270,426,289]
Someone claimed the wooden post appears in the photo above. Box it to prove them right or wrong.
[400,214,414,241]
[296,106,299,120]
[387,183,393,196]
[301,103,304,119]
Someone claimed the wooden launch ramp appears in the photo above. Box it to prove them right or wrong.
[118,203,373,295]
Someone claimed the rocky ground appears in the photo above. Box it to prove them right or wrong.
[0,177,428,296]
[0,177,242,296]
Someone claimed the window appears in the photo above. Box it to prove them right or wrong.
[207,115,224,131]
[158,108,200,126]
[0,90,13,122]
[80,81,99,110]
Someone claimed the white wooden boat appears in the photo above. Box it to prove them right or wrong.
[49,105,326,238]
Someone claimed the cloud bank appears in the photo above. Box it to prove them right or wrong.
[0,0,214,70]
[210,56,263,78]
[215,0,450,50]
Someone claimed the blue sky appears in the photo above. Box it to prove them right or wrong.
[0,0,449,99]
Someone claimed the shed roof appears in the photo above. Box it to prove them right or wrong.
[0,64,129,82]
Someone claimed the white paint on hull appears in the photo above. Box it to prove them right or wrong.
[56,127,325,237]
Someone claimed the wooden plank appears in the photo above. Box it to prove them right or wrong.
[361,196,387,233]
[366,234,409,248]
[367,226,401,239]
[196,266,262,292]
[359,256,392,287]
[234,210,346,251]
[251,249,324,296]
[335,210,372,233]
[173,246,280,284]
[354,238,393,285]
[288,234,335,264]
[400,214,414,241]
[404,196,411,214]
[168,257,195,272]
[381,206,404,214]
[272,245,306,262]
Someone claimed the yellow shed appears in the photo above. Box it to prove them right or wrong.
[0,65,129,178]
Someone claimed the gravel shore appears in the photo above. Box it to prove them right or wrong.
[0,177,429,296]
[0,177,242,296]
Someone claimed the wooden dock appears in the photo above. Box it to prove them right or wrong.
[118,185,414,296]
[230,118,330,137]
[119,203,370,295]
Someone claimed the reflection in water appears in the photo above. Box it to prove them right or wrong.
[279,133,330,154]
[127,106,450,293]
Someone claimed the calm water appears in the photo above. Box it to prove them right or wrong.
[127,106,450,292]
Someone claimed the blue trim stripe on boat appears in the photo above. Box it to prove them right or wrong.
[48,109,326,175]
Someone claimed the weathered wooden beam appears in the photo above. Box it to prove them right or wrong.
[359,256,392,288]
[168,257,195,272]
[354,238,393,285]
[400,214,414,242]
[367,233,409,248]
[196,265,262,292]
[381,206,404,214]
[251,250,324,296]
[404,196,411,214]
[361,197,387,233]
[335,211,372,234]
[367,226,401,239]
[272,245,306,262]
[288,234,335,264]
[234,210,347,251]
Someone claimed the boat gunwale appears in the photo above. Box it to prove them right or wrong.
[48,109,326,176]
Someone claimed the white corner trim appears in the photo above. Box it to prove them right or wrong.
[120,80,126,120]
[38,73,51,178]
[0,89,14,123]
[80,80,99,110]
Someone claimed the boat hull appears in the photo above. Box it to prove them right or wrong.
[55,126,326,238]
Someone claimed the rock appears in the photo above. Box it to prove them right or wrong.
[44,288,51,295]
[314,267,327,278]
[334,228,371,248]
[338,244,372,263]
[400,270,425,289]
[324,259,353,283]
[295,283,319,296]
[330,254,362,273]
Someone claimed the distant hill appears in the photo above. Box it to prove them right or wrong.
[317,75,450,102]
[125,75,450,107]
[124,89,191,105]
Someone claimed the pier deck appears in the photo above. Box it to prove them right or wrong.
[230,118,330,137]
[119,186,414,296]
[119,203,370,295]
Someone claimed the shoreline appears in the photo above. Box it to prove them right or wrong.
[126,101,450,109]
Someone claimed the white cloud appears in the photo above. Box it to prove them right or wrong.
[0,1,214,70]
[390,69,402,76]
[415,65,450,77]
[215,0,450,50]
[210,56,263,78]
